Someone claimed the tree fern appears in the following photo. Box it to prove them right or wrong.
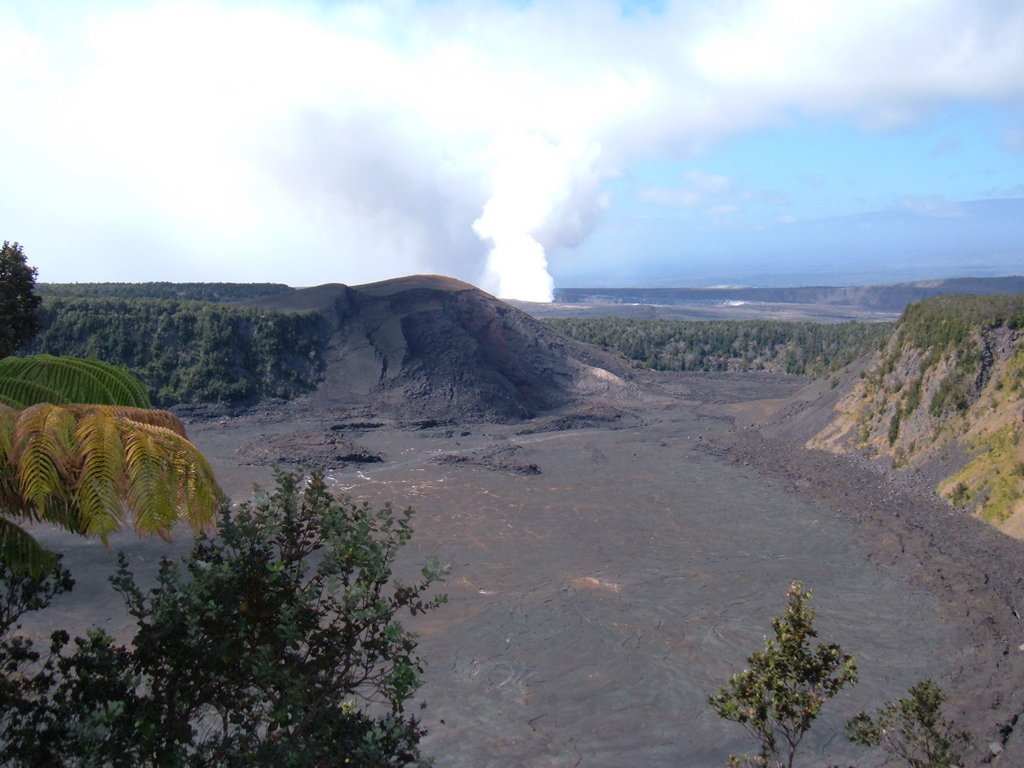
[0,516,58,577]
[0,378,64,408]
[0,395,220,576]
[0,355,151,408]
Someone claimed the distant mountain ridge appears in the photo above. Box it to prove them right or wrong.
[555,276,1024,312]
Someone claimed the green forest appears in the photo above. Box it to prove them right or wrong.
[871,292,1024,418]
[897,292,1024,364]
[37,282,292,303]
[544,317,894,377]
[30,298,325,404]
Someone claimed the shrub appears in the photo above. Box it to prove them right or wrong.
[929,373,971,417]
[949,482,971,508]
[847,678,970,768]
[708,581,857,768]
[0,470,448,767]
[889,407,903,446]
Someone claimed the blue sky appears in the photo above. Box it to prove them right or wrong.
[625,107,1024,220]
[1,0,1022,299]
[574,104,1024,285]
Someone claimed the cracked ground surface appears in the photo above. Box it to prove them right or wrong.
[22,372,1023,767]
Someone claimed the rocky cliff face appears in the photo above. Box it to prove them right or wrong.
[248,275,632,423]
[810,295,1024,534]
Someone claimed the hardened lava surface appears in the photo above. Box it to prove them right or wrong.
[30,370,1024,767]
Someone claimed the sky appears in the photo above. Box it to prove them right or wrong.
[1,0,1022,300]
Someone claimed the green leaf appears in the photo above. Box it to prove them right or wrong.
[0,515,58,577]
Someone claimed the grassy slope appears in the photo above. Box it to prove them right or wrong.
[810,294,1024,531]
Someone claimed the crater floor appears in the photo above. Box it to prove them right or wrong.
[23,372,1024,767]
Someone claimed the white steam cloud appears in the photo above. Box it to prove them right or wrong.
[473,134,601,301]
[1,1,1023,299]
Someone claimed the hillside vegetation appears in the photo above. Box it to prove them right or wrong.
[545,317,893,377]
[811,294,1024,530]
[29,298,325,404]
[37,282,292,302]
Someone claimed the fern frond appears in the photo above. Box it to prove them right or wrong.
[122,424,178,537]
[0,408,13,465]
[0,355,152,408]
[0,377,66,407]
[73,406,129,539]
[11,404,79,512]
[0,414,33,520]
[73,358,151,407]
[168,441,220,531]
[112,407,189,438]
[0,516,58,577]
[0,404,218,562]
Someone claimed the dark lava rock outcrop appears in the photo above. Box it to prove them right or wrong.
[247,275,631,423]
[236,429,383,469]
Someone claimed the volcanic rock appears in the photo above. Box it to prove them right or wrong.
[235,429,383,469]
[247,275,632,423]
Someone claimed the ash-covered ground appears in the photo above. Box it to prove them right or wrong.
[24,368,1024,767]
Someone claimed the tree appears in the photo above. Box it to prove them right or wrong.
[0,469,448,767]
[847,678,970,768]
[708,581,858,768]
[0,242,42,359]
[0,356,219,577]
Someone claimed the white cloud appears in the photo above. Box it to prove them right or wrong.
[980,183,1024,198]
[641,170,787,214]
[707,205,741,216]
[898,195,965,218]
[1,0,1023,298]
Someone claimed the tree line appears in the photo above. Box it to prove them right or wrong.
[36,282,292,303]
[29,298,326,404]
[544,317,894,377]
[898,293,1024,358]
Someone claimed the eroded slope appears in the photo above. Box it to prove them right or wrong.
[248,275,633,423]
[809,294,1024,534]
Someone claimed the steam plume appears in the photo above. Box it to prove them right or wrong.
[473,133,601,301]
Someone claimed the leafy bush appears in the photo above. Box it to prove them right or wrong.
[0,470,448,767]
[888,407,903,445]
[928,371,971,417]
[904,377,923,415]
[847,678,970,768]
[708,581,857,768]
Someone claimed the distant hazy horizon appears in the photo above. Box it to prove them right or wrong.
[551,197,1024,290]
